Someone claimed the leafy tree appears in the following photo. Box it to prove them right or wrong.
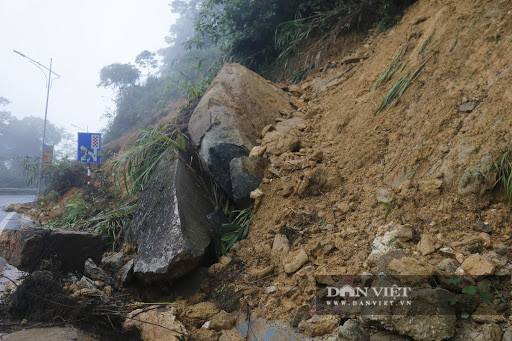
[135,50,158,77]
[98,63,141,93]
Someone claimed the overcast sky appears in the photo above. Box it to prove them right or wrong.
[0,0,175,143]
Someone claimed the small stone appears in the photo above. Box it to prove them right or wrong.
[376,188,393,203]
[459,102,477,112]
[249,265,274,280]
[503,326,512,341]
[338,319,369,341]
[264,286,277,294]
[219,256,231,266]
[249,188,264,200]
[436,258,458,274]
[472,302,505,324]
[118,259,134,285]
[475,222,492,233]
[289,97,307,109]
[456,253,465,264]
[207,263,225,276]
[261,124,275,137]
[261,130,300,156]
[493,243,508,255]
[209,311,235,331]
[283,249,309,274]
[298,314,340,337]
[397,224,414,241]
[77,276,96,290]
[103,285,112,296]
[388,257,435,278]
[376,249,406,273]
[84,258,109,282]
[249,145,267,157]
[185,302,219,323]
[481,323,502,341]
[272,234,290,254]
[479,232,491,246]
[418,234,436,255]
[101,252,124,272]
[289,305,310,328]
[310,150,323,162]
[461,255,496,277]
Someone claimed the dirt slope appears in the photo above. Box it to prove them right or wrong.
[233,0,512,320]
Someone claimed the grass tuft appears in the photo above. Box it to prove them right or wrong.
[492,144,512,201]
[371,45,407,92]
[419,30,435,56]
[108,122,186,194]
[375,56,431,115]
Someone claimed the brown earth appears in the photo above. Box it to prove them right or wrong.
[225,0,512,321]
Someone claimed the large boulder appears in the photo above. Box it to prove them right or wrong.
[188,63,293,199]
[126,152,214,282]
[0,224,102,272]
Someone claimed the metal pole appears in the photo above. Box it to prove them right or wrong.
[37,58,53,196]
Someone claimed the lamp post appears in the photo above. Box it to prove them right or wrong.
[13,50,60,195]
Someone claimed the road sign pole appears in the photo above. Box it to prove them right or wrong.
[87,163,91,185]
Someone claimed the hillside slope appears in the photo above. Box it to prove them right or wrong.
[232,0,512,327]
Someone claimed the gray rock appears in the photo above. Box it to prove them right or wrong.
[126,152,213,282]
[396,224,414,241]
[77,276,97,290]
[289,305,310,327]
[503,326,512,341]
[338,319,369,341]
[229,155,266,200]
[118,259,134,285]
[298,314,340,337]
[84,258,109,282]
[0,225,102,272]
[101,252,124,272]
[376,249,406,273]
[480,323,502,341]
[459,102,477,112]
[188,63,293,198]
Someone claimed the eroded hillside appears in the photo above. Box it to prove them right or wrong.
[224,0,512,336]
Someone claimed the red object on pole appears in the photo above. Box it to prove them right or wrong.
[87,163,91,184]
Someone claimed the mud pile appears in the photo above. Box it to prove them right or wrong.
[224,0,512,338]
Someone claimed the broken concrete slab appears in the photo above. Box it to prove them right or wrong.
[126,152,214,282]
[0,223,102,272]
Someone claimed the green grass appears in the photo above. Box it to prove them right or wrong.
[108,122,186,194]
[418,30,435,56]
[371,46,407,91]
[88,199,136,251]
[375,56,431,115]
[492,145,512,201]
[221,208,253,252]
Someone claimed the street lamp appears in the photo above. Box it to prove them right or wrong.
[13,50,60,195]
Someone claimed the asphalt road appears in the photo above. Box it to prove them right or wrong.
[0,194,35,233]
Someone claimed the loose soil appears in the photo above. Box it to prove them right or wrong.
[228,0,512,321]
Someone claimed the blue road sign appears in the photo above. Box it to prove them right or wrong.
[77,133,102,163]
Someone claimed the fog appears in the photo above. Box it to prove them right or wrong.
[0,0,176,135]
